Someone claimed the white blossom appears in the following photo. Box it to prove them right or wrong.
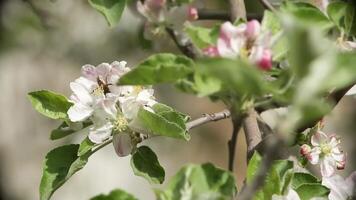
[300,131,346,177]
[322,173,355,200]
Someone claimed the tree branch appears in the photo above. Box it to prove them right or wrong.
[258,0,276,11]
[197,9,262,21]
[165,27,198,59]
[228,114,244,171]
[228,0,246,21]
[243,108,263,161]
[186,109,231,130]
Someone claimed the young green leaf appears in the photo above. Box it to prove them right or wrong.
[261,10,282,35]
[295,183,330,200]
[50,122,77,140]
[118,53,194,85]
[88,0,126,27]
[291,173,319,189]
[78,137,96,156]
[195,58,267,97]
[137,105,190,140]
[185,25,219,49]
[327,1,348,30]
[130,146,165,184]
[39,144,89,200]
[345,2,356,36]
[28,90,72,120]
[90,189,138,200]
[155,163,237,200]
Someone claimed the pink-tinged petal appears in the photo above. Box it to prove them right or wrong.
[345,171,356,197]
[300,144,312,156]
[113,133,133,157]
[217,22,246,58]
[321,156,336,177]
[81,64,97,81]
[308,147,321,164]
[88,122,113,144]
[187,6,198,21]
[96,63,111,81]
[70,81,93,105]
[99,99,118,119]
[254,48,272,71]
[203,46,219,57]
[335,154,346,170]
[329,135,340,148]
[245,20,261,40]
[322,174,351,200]
[311,131,328,146]
[67,103,93,122]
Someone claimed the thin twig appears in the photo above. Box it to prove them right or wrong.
[186,109,231,130]
[228,114,244,171]
[165,27,198,59]
[228,0,247,21]
[258,0,276,12]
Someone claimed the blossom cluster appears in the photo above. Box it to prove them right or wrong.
[67,61,157,156]
[203,20,273,71]
[137,0,198,39]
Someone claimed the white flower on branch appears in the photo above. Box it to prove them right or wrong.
[300,131,346,177]
[203,20,273,70]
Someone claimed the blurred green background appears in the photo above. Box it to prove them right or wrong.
[0,0,354,199]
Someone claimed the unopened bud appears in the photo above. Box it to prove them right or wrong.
[257,49,272,70]
[113,133,133,157]
[300,144,312,157]
[187,6,198,21]
[203,46,219,57]
[245,20,261,40]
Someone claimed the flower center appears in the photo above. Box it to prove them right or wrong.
[320,143,332,155]
[113,114,129,133]
[92,85,105,97]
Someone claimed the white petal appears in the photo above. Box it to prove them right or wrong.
[81,64,97,81]
[74,77,97,91]
[96,63,111,81]
[346,84,356,96]
[88,122,113,144]
[322,174,350,200]
[67,103,93,122]
[311,131,328,146]
[308,147,321,165]
[321,156,336,177]
[70,81,94,106]
[112,133,133,157]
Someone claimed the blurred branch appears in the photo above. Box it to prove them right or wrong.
[243,108,263,161]
[237,135,282,200]
[228,113,244,171]
[23,0,52,29]
[186,109,231,130]
[165,27,199,59]
[258,0,276,11]
[228,0,246,21]
[197,9,262,21]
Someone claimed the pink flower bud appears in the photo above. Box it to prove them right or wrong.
[300,144,312,156]
[187,6,198,21]
[257,49,272,70]
[245,20,261,40]
[113,133,133,157]
[203,46,219,57]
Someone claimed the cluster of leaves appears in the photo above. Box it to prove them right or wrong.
[27,0,356,200]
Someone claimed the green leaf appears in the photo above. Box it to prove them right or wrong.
[281,2,333,31]
[261,10,282,35]
[90,189,138,200]
[137,105,190,140]
[246,152,294,199]
[130,146,165,184]
[28,90,72,120]
[50,122,76,140]
[291,173,319,189]
[185,25,219,49]
[118,53,194,85]
[155,163,237,200]
[195,58,267,97]
[345,2,356,36]
[78,137,96,156]
[88,0,126,27]
[327,1,348,30]
[295,183,330,200]
[39,144,89,200]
